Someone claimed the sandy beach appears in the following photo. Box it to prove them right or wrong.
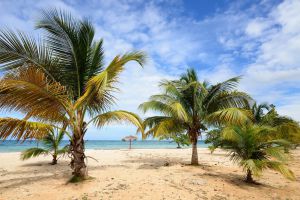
[0,148,299,200]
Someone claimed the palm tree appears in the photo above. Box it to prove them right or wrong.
[158,132,190,149]
[139,69,251,165]
[207,103,300,152]
[0,9,146,179]
[220,124,295,183]
[21,128,68,165]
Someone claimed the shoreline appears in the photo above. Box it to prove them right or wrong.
[0,146,209,154]
[0,140,209,153]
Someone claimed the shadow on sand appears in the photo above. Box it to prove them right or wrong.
[0,160,71,189]
[122,156,188,169]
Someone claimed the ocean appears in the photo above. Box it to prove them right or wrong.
[0,140,208,152]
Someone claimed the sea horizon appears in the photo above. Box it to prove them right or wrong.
[0,140,208,152]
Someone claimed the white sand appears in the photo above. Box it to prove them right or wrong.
[0,148,299,200]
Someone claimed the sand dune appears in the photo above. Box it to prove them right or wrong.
[0,148,299,200]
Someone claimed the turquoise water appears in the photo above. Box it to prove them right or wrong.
[0,140,208,152]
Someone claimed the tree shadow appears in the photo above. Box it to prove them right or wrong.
[122,156,187,169]
[199,170,273,189]
[88,164,131,170]
[0,160,72,190]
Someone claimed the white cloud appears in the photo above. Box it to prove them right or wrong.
[0,0,300,139]
[245,18,272,37]
[277,103,300,122]
[242,0,300,90]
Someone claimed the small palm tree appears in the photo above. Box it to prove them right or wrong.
[220,124,295,183]
[21,129,68,165]
[159,132,190,148]
[207,103,300,152]
[140,69,251,165]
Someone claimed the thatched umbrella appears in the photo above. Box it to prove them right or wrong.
[122,135,137,149]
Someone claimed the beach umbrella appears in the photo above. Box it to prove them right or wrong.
[122,135,137,149]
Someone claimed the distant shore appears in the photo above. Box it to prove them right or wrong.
[0,148,299,200]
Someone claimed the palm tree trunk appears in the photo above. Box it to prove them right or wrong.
[70,130,88,179]
[190,133,199,165]
[245,169,254,183]
[176,142,181,149]
[51,154,57,165]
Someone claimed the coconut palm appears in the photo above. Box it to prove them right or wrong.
[139,69,251,165]
[220,124,295,183]
[21,128,68,165]
[0,9,146,179]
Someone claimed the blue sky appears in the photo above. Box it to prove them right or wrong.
[0,0,299,140]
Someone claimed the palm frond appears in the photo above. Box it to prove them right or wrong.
[0,67,68,122]
[75,51,146,113]
[87,39,104,79]
[36,9,102,98]
[206,108,253,126]
[91,110,144,132]
[20,147,49,160]
[144,118,183,138]
[204,76,242,106]
[206,91,251,113]
[265,147,289,162]
[0,29,58,79]
[0,118,53,141]
[57,145,69,155]
[266,161,295,180]
[41,132,56,150]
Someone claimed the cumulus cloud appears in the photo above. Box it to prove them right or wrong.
[204,0,300,120]
[241,0,300,107]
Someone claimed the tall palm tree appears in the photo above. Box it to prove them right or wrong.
[139,69,251,165]
[0,9,146,179]
[220,124,295,183]
[21,128,68,165]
